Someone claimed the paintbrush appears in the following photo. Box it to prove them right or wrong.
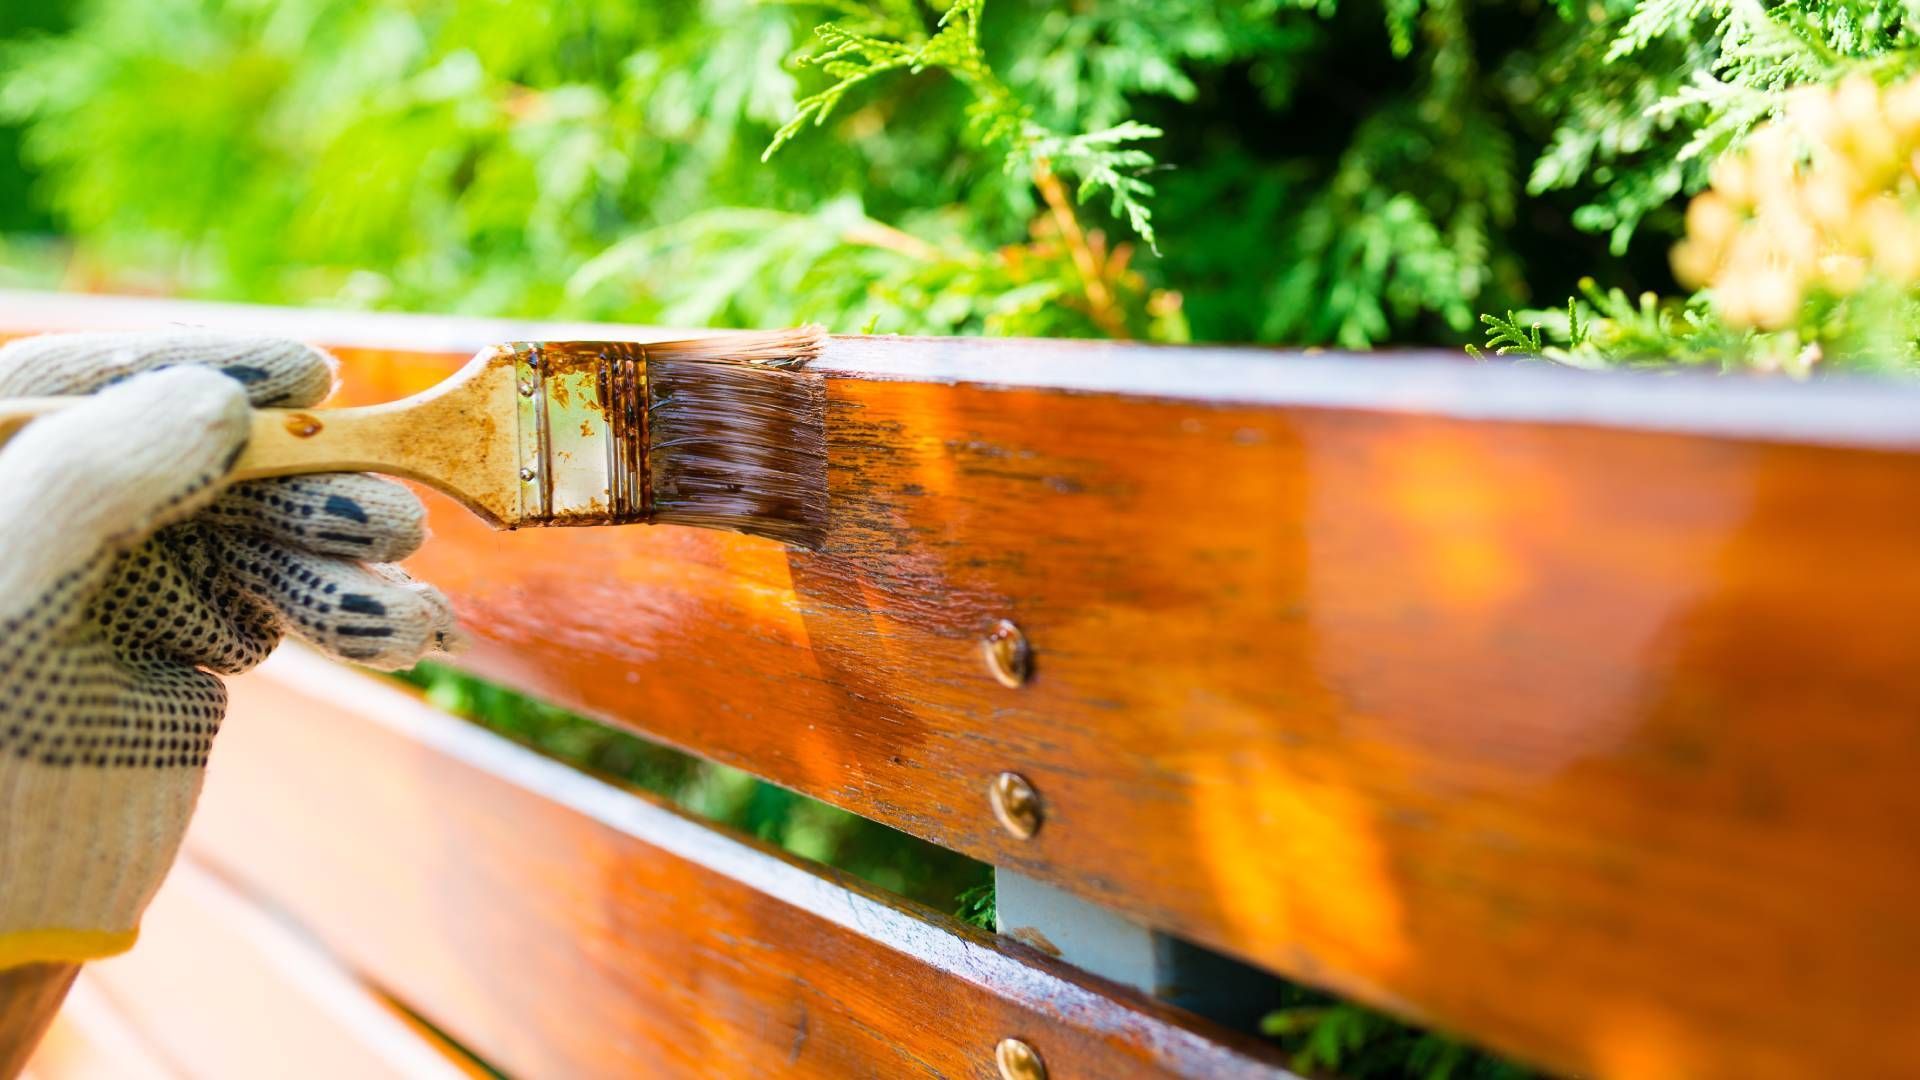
[0,328,829,547]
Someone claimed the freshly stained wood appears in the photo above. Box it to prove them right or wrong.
[0,964,78,1080]
[22,978,175,1080]
[75,859,485,1080]
[188,649,1295,1080]
[342,351,1920,1079]
[13,293,1920,1076]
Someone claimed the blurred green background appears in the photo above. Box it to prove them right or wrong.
[0,0,1706,350]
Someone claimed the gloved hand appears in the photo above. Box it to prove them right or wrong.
[0,331,458,970]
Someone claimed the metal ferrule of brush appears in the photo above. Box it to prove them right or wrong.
[512,341,652,525]
[504,327,826,546]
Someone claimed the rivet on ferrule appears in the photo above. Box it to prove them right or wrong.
[995,1038,1046,1080]
[519,466,537,482]
[982,619,1031,688]
[989,772,1042,840]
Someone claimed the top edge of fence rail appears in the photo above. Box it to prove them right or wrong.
[820,333,1920,450]
[9,289,1920,450]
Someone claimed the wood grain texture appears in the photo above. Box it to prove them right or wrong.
[13,295,1920,1076]
[333,350,1920,1079]
[73,859,484,1080]
[21,978,175,1080]
[0,964,77,1080]
[189,649,1296,1080]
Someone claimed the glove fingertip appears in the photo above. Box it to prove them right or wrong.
[0,331,341,405]
[211,337,338,408]
[206,473,428,561]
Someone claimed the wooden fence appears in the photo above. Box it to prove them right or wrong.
[10,289,1920,1078]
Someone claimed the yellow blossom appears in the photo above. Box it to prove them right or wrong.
[1677,73,1920,328]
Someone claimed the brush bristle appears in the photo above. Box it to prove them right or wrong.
[640,325,825,369]
[645,357,828,547]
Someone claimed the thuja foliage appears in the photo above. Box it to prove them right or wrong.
[1261,985,1533,1080]
[12,0,1920,364]
[1475,1,1920,371]
[0,0,1881,358]
[763,0,1165,249]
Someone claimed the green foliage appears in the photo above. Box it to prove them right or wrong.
[15,0,1920,359]
[767,0,1170,249]
[0,0,1645,347]
[1472,278,1764,368]
[1261,991,1534,1080]
[1493,0,1920,372]
[1515,0,1887,257]
[1467,310,1546,360]
[955,880,997,929]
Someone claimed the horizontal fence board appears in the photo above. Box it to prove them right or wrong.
[11,294,1920,1076]
[70,860,482,1080]
[24,978,176,1080]
[190,649,1294,1079]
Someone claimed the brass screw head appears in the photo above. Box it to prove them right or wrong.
[982,619,1031,688]
[989,772,1042,840]
[996,1038,1047,1080]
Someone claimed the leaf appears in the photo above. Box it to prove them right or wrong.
[1476,311,1545,358]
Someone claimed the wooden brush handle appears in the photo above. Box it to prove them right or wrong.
[233,402,447,483]
[0,347,525,526]
[0,397,439,481]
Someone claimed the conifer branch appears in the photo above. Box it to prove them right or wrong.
[1034,159,1129,339]
[764,0,1163,253]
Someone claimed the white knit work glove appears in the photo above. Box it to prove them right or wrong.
[0,331,457,969]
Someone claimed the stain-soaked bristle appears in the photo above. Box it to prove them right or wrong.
[644,357,828,548]
[639,325,825,369]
